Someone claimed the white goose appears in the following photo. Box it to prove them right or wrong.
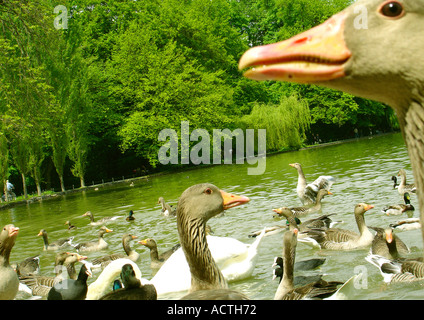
[86,258,151,300]
[150,229,266,296]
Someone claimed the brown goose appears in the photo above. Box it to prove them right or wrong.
[15,255,40,276]
[158,197,177,217]
[91,234,140,269]
[239,0,424,259]
[397,169,416,195]
[19,252,87,297]
[37,229,74,251]
[0,224,20,300]
[276,189,332,218]
[274,228,342,300]
[366,254,424,283]
[299,203,374,250]
[289,163,335,205]
[74,226,113,252]
[369,227,409,260]
[176,183,250,300]
[83,211,121,226]
[139,238,181,269]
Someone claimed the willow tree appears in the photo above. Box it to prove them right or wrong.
[242,95,311,151]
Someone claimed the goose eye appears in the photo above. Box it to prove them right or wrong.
[204,188,212,195]
[380,1,404,18]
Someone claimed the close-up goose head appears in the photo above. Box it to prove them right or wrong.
[239,0,424,113]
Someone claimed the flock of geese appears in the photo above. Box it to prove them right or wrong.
[0,161,422,300]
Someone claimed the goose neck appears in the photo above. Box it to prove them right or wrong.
[177,215,226,292]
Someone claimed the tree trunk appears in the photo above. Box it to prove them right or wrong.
[80,176,85,188]
[21,173,28,199]
[59,174,65,192]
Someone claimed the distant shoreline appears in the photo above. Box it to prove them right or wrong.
[0,131,398,211]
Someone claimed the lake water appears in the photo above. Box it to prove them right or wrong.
[3,132,424,300]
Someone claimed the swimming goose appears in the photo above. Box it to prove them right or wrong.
[369,227,410,260]
[382,193,415,217]
[366,254,424,283]
[74,226,113,252]
[139,238,181,269]
[288,163,335,205]
[299,203,375,250]
[83,211,121,226]
[99,263,157,300]
[91,234,140,268]
[275,189,332,218]
[37,229,74,251]
[0,224,20,300]
[397,169,416,195]
[86,258,151,300]
[47,261,92,300]
[390,218,422,232]
[158,197,177,217]
[174,184,250,300]
[15,255,40,276]
[19,252,87,297]
[238,0,424,259]
[274,228,343,300]
[65,221,77,230]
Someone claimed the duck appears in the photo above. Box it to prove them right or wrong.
[272,256,326,272]
[99,263,157,300]
[274,189,332,218]
[0,224,20,300]
[37,229,74,251]
[368,227,410,260]
[272,267,323,287]
[19,252,87,297]
[391,176,399,189]
[139,238,181,269]
[366,254,424,283]
[82,211,121,226]
[15,255,40,276]
[126,210,135,221]
[86,258,151,300]
[397,169,417,195]
[74,226,113,252]
[390,218,421,232]
[65,220,77,230]
[158,197,177,217]
[274,228,343,300]
[173,184,251,300]
[47,261,92,300]
[299,203,375,250]
[91,233,140,268]
[238,0,424,259]
[288,163,335,205]
[382,193,415,217]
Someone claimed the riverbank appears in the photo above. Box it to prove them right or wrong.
[0,131,398,211]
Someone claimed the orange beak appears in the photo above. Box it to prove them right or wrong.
[220,190,250,210]
[238,11,351,83]
[272,208,283,215]
[364,204,374,211]
[385,230,393,244]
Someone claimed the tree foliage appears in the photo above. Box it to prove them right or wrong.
[0,0,399,195]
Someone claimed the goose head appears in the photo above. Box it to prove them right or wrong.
[239,0,424,114]
[0,224,19,262]
[177,183,250,223]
